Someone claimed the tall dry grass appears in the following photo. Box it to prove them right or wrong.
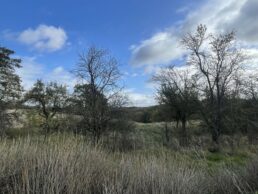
[0,135,257,194]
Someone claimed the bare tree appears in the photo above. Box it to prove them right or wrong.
[25,80,68,136]
[244,76,258,103]
[153,65,199,146]
[0,47,22,136]
[181,25,244,148]
[73,46,121,144]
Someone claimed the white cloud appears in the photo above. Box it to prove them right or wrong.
[17,57,75,91]
[130,31,185,67]
[130,0,258,69]
[242,48,258,77]
[48,66,77,91]
[17,57,45,89]
[125,88,157,107]
[18,25,68,52]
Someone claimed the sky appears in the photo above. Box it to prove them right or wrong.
[1,0,258,107]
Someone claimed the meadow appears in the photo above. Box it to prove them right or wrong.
[1,121,258,194]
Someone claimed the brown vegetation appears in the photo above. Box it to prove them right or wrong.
[0,135,258,194]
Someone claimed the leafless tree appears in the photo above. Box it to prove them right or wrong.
[73,46,122,144]
[244,75,258,103]
[153,65,199,146]
[181,24,245,148]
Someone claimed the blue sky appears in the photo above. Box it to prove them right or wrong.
[1,0,258,106]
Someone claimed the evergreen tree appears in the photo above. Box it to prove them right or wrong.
[0,46,22,136]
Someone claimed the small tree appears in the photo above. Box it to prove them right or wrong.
[72,83,109,141]
[25,80,68,135]
[181,25,244,149]
[153,65,198,146]
[73,46,121,144]
[0,46,22,136]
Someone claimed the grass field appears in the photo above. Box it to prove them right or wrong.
[2,113,258,193]
[0,134,258,194]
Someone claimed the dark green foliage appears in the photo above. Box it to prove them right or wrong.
[72,84,109,138]
[125,106,166,123]
[0,46,22,136]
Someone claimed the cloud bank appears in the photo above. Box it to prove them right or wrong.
[130,0,258,68]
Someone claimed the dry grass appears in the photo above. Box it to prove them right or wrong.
[0,134,258,194]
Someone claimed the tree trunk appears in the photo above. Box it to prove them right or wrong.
[210,120,220,152]
[164,122,170,146]
[180,115,188,146]
[210,98,222,151]
[176,111,180,128]
[43,116,50,141]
